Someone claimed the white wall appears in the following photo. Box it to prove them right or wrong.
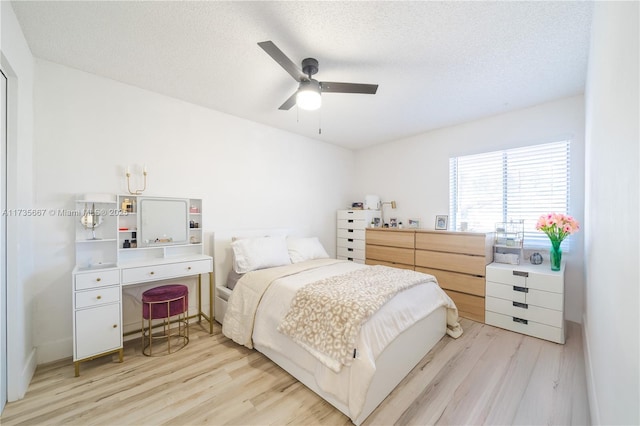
[32,59,355,363]
[353,96,586,322]
[0,2,37,401]
[583,2,639,424]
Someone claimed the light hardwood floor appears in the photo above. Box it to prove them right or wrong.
[1,318,590,425]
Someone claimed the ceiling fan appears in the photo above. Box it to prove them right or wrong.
[258,40,378,111]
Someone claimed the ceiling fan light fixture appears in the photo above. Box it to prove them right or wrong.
[296,80,322,110]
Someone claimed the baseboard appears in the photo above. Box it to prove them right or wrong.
[582,314,601,425]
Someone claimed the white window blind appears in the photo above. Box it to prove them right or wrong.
[449,140,571,249]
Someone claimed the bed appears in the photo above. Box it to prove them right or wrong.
[213,229,461,425]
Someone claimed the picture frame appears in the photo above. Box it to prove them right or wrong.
[435,215,448,230]
[389,217,398,228]
[407,218,420,229]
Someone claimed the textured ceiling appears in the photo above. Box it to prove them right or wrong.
[10,1,593,150]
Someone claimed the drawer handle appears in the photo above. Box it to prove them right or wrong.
[150,271,155,275]
[347,248,353,252]
[96,295,102,300]
[96,278,101,282]
[187,266,192,270]
[112,324,118,329]
[512,301,528,309]
[513,270,529,278]
[347,257,353,261]
[348,219,354,223]
[513,317,528,325]
[513,285,528,293]
[348,238,354,242]
[348,229,354,233]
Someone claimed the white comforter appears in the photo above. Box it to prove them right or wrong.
[223,259,461,421]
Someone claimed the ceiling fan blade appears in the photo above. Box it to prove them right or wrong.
[278,91,298,110]
[320,81,378,95]
[258,41,305,82]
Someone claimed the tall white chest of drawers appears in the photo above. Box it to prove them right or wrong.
[336,210,380,263]
[485,261,565,344]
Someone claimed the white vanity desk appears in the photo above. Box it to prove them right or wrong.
[72,194,214,376]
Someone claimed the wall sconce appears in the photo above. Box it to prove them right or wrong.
[381,200,397,226]
[125,165,148,195]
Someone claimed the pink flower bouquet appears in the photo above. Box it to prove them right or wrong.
[535,213,580,246]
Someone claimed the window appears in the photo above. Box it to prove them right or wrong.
[449,140,571,248]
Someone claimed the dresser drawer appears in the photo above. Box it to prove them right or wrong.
[485,311,564,343]
[338,256,365,264]
[338,228,366,240]
[75,269,120,290]
[485,296,563,327]
[365,229,415,248]
[337,246,365,260]
[366,244,414,266]
[486,264,563,293]
[121,258,212,284]
[337,218,367,230]
[415,266,485,297]
[444,289,485,322]
[365,259,415,270]
[75,286,120,309]
[337,237,366,251]
[415,231,491,257]
[338,210,371,221]
[486,281,563,311]
[415,250,487,276]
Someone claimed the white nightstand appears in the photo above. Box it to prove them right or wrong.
[485,261,565,343]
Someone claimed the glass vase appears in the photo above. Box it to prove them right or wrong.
[550,242,562,271]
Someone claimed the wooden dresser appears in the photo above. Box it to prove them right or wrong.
[364,228,493,322]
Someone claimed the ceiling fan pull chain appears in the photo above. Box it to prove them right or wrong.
[318,109,322,135]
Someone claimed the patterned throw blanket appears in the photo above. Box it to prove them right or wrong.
[278,265,436,372]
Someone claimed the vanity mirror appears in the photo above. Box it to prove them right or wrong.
[138,197,189,247]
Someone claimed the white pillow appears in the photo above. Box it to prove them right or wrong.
[231,235,291,273]
[287,237,330,263]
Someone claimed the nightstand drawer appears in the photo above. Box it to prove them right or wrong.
[486,296,563,327]
[75,286,120,309]
[75,269,120,290]
[486,281,563,311]
[338,228,366,240]
[485,311,564,343]
[337,237,366,251]
[486,264,563,293]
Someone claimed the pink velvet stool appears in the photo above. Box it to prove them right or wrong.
[141,284,189,356]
